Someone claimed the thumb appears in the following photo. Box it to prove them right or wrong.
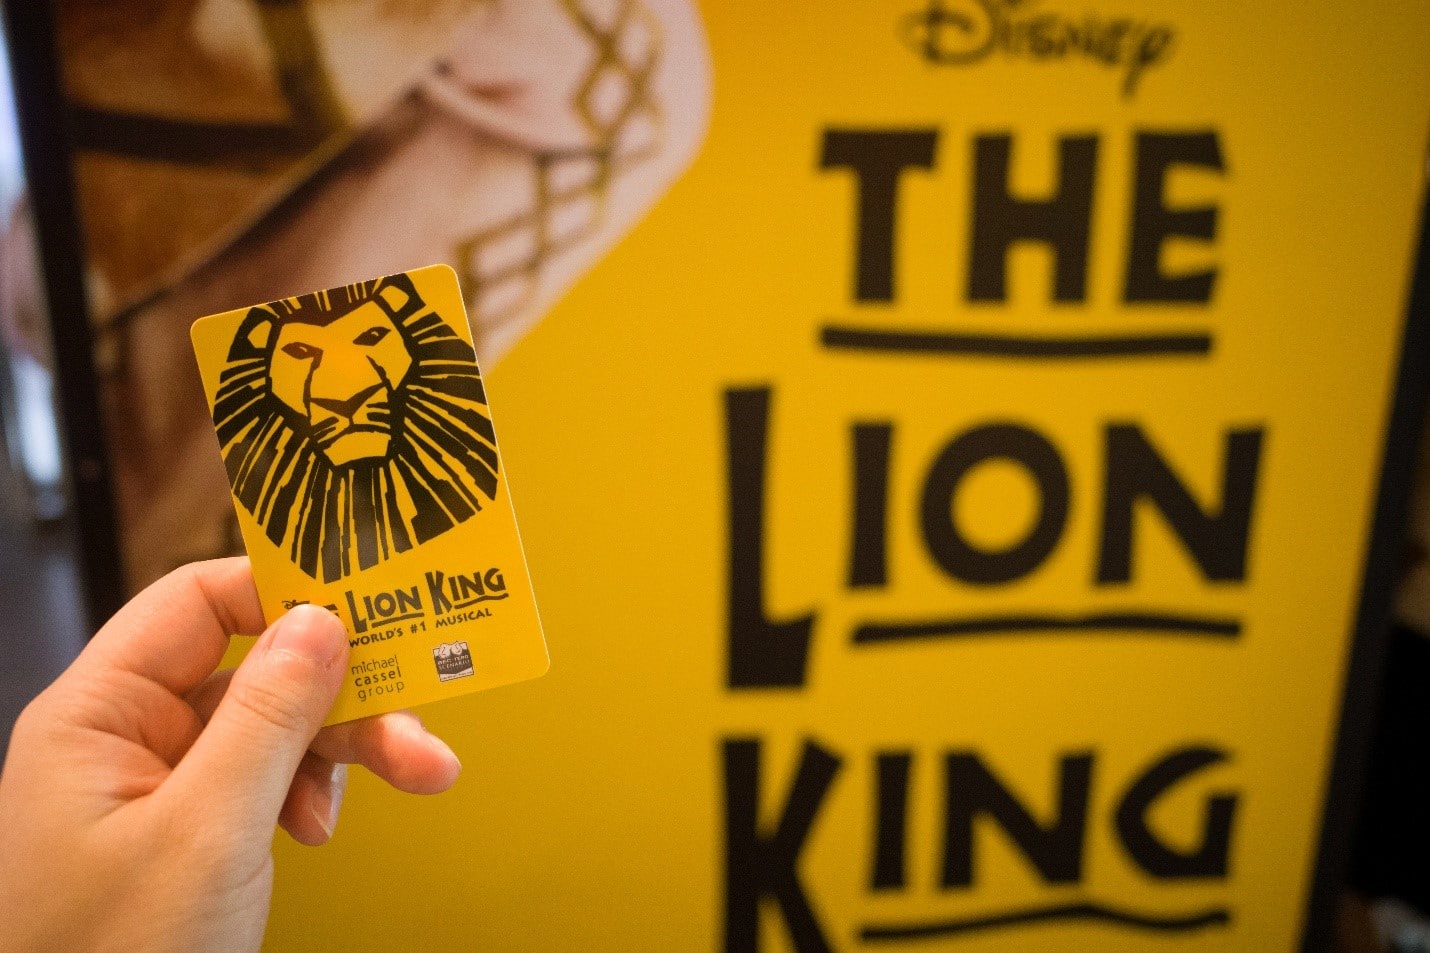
[168,605,350,832]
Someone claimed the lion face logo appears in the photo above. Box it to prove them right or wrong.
[268,292,414,466]
[213,273,499,582]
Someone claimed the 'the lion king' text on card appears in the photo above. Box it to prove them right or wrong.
[191,264,548,724]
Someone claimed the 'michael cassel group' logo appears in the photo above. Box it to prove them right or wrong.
[901,0,1176,98]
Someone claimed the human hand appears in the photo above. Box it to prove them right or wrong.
[0,557,461,953]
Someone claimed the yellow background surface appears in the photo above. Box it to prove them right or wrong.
[264,3,1430,951]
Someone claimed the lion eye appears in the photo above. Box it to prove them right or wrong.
[353,326,390,346]
[281,341,321,360]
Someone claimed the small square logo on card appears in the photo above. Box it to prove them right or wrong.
[433,641,475,682]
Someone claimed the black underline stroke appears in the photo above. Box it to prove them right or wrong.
[449,592,510,611]
[852,611,1240,644]
[357,610,425,627]
[821,324,1213,359]
[860,902,1232,941]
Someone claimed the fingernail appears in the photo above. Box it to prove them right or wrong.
[402,715,461,778]
[270,604,346,667]
[311,762,347,840]
[430,732,461,769]
[427,732,462,781]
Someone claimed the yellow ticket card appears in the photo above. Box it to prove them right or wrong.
[191,264,548,724]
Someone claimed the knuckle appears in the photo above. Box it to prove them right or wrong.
[7,680,109,760]
[17,679,94,734]
[8,694,51,747]
[225,666,316,735]
[152,561,204,602]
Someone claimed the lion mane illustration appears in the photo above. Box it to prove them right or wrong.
[213,272,499,582]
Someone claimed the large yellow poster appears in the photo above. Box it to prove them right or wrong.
[33,0,1430,950]
[255,3,1430,951]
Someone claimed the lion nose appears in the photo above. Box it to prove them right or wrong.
[311,382,383,420]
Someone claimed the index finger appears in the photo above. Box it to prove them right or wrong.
[70,557,267,697]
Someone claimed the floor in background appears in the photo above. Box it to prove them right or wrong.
[0,472,87,763]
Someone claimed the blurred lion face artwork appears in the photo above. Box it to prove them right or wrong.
[215,273,498,581]
[16,0,711,589]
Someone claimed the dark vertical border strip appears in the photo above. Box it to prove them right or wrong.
[1299,192,1430,953]
[1,2,124,629]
